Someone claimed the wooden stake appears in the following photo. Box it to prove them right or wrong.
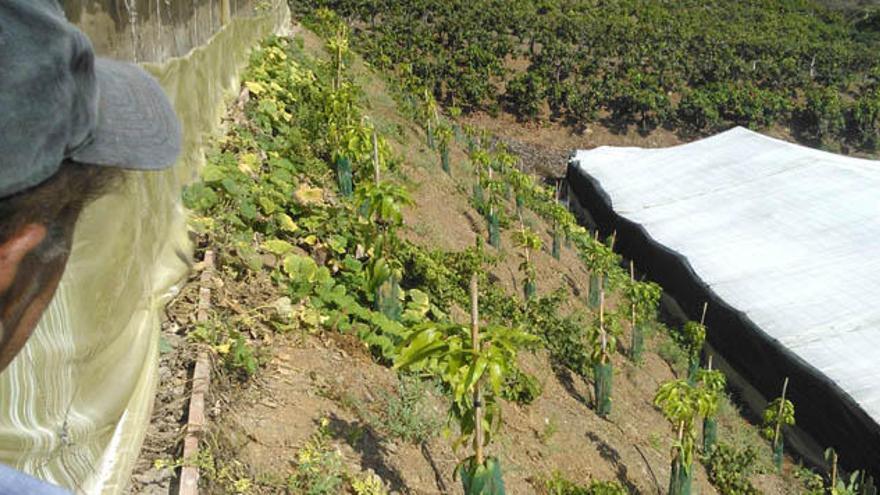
[773,377,790,449]
[372,130,380,185]
[470,275,484,466]
[707,355,713,371]
[700,302,708,326]
[630,261,636,328]
[610,230,617,250]
[831,450,839,489]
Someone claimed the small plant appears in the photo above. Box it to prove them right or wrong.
[351,472,389,495]
[654,378,713,495]
[513,223,542,300]
[682,318,706,381]
[539,416,559,445]
[394,276,538,494]
[587,292,620,418]
[437,122,454,174]
[624,262,661,363]
[369,375,443,444]
[761,378,794,471]
[704,443,760,495]
[695,366,726,452]
[501,367,542,405]
[288,418,346,495]
[540,471,627,495]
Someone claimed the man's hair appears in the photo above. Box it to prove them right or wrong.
[0,161,123,247]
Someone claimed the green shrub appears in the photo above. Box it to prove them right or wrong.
[704,443,760,495]
[541,471,627,495]
[369,375,443,444]
[501,367,543,405]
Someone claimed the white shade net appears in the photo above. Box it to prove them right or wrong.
[571,127,880,426]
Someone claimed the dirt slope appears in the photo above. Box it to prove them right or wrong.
[131,25,804,495]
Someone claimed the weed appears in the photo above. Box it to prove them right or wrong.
[501,367,543,405]
[287,418,346,495]
[656,337,688,376]
[351,471,389,495]
[703,443,760,495]
[358,375,443,445]
[539,417,559,445]
[540,470,627,495]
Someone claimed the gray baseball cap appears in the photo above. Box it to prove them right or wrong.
[0,0,182,199]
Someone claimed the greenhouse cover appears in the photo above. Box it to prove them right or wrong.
[567,126,880,472]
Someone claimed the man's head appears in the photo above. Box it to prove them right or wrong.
[0,0,182,371]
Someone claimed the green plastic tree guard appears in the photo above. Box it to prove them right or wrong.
[631,321,646,362]
[552,230,561,260]
[376,277,402,321]
[441,145,450,174]
[593,361,613,417]
[524,279,536,300]
[703,416,717,452]
[459,457,506,495]
[336,155,353,197]
[668,460,693,495]
[772,437,784,472]
[488,211,501,248]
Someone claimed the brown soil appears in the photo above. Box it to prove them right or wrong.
[130,24,808,495]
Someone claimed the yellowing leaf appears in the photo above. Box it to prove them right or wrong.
[245,81,265,95]
[239,152,260,175]
[214,342,231,355]
[294,184,324,205]
[276,213,299,232]
[262,239,295,255]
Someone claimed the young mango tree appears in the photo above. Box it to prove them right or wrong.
[394,276,538,494]
[682,316,706,382]
[587,289,621,418]
[581,233,619,309]
[624,262,662,363]
[761,377,794,471]
[513,222,542,300]
[694,365,726,452]
[654,379,712,495]
[482,175,506,249]
[424,88,440,149]
[437,122,454,174]
[354,180,412,319]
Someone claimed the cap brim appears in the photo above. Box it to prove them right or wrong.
[70,58,181,170]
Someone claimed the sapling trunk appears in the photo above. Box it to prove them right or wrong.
[772,377,789,471]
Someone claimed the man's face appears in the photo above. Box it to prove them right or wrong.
[0,224,71,371]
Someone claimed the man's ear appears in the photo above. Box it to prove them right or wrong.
[0,224,47,293]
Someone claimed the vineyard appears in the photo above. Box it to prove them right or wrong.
[131,10,878,495]
[291,0,880,154]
